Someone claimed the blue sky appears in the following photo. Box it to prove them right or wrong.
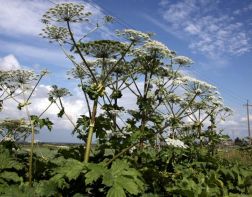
[0,0,252,142]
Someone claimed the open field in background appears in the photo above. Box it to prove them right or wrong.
[218,146,252,166]
[20,143,252,166]
[20,143,96,159]
[21,144,62,159]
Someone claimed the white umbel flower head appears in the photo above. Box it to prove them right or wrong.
[173,56,193,65]
[143,40,172,58]
[181,75,216,90]
[165,138,188,148]
[116,29,151,42]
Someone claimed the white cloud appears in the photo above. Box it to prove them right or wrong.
[152,0,252,57]
[0,0,110,38]
[219,119,239,127]
[0,0,116,69]
[0,0,50,37]
[0,54,21,70]
[240,115,252,122]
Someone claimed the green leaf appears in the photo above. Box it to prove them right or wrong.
[103,160,144,195]
[0,184,35,197]
[31,115,53,131]
[50,174,69,189]
[102,171,114,186]
[237,174,244,186]
[85,163,107,185]
[36,180,58,196]
[111,160,129,176]
[0,149,23,170]
[106,184,126,197]
[116,176,139,195]
[104,148,115,157]
[55,159,86,181]
[0,171,22,183]
[141,194,159,197]
[121,167,141,177]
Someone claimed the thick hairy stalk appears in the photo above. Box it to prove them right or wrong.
[28,120,35,187]
[84,99,98,162]
[66,21,97,84]
[21,84,35,187]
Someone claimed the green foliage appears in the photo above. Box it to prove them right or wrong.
[0,171,22,183]
[85,159,145,196]
[85,163,106,184]
[54,158,86,181]
[36,180,59,196]
[31,115,53,131]
[56,145,84,161]
[0,148,23,171]
[0,184,36,197]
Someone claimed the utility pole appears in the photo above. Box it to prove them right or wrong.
[243,100,252,143]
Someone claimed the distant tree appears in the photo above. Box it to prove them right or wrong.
[234,137,249,146]
[234,137,242,146]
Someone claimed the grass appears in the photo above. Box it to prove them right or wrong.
[218,146,252,166]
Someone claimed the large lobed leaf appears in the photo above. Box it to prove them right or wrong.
[0,149,23,170]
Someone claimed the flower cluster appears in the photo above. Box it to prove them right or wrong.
[7,70,37,86]
[165,93,182,103]
[134,40,172,59]
[144,40,171,55]
[68,65,90,80]
[40,25,69,42]
[77,40,128,58]
[165,138,188,148]
[181,75,217,90]
[105,129,132,139]
[173,56,193,65]
[116,29,151,43]
[42,3,91,24]
[48,85,71,101]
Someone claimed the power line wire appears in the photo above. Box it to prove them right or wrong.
[87,0,136,29]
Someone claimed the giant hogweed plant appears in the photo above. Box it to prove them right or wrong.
[39,1,234,164]
[1,2,251,197]
[40,3,158,162]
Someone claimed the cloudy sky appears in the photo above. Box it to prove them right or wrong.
[0,0,252,142]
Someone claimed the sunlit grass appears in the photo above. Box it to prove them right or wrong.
[218,146,252,166]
